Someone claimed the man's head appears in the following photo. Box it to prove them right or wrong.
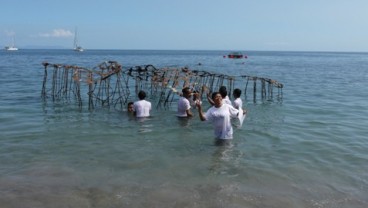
[211,92,222,107]
[127,102,134,112]
[219,86,227,98]
[138,90,146,100]
[233,88,241,98]
[182,87,192,99]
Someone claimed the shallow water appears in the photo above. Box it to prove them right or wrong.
[0,50,367,207]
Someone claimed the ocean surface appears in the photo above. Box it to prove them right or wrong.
[0,49,367,208]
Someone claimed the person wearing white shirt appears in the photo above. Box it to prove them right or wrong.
[219,86,232,105]
[177,87,193,117]
[222,95,232,105]
[232,88,243,110]
[232,88,247,127]
[197,92,239,145]
[133,90,151,118]
[190,90,202,109]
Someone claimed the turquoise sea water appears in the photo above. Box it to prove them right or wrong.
[0,50,367,207]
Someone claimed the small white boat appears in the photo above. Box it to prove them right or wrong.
[74,46,83,52]
[73,28,84,52]
[4,37,18,51]
[5,46,18,51]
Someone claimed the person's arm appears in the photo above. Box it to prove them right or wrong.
[206,92,215,105]
[196,101,206,121]
[186,109,193,117]
[228,104,240,118]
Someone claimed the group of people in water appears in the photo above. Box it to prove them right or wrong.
[127,86,247,144]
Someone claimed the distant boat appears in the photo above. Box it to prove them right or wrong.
[73,28,84,52]
[4,36,18,51]
[4,46,18,51]
[227,52,246,59]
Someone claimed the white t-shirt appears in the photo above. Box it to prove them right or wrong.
[177,97,191,117]
[205,104,239,139]
[233,98,242,109]
[134,100,151,117]
[223,96,232,105]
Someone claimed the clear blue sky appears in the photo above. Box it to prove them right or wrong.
[1,0,368,51]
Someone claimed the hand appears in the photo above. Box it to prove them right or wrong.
[195,99,202,108]
[243,109,247,115]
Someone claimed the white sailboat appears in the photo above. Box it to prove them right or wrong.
[4,36,18,51]
[73,28,84,52]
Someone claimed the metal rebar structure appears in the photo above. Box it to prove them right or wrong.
[41,61,283,110]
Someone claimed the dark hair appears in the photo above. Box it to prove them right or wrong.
[128,102,134,106]
[211,92,221,100]
[138,90,146,100]
[219,86,227,98]
[219,86,227,93]
[233,88,241,98]
[182,87,191,95]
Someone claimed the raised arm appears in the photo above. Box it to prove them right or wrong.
[206,92,215,106]
[196,101,206,121]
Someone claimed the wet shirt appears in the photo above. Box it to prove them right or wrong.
[134,100,151,117]
[233,98,242,109]
[177,97,191,117]
[222,96,232,105]
[205,104,239,139]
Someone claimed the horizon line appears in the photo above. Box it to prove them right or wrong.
[4,48,368,53]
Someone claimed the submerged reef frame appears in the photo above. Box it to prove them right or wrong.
[41,61,283,110]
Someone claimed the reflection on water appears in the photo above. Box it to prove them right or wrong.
[209,142,243,178]
[177,116,191,128]
[136,117,154,133]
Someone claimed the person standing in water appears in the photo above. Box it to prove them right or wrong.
[177,87,193,117]
[197,92,239,145]
[133,90,151,118]
[232,88,242,110]
[219,86,232,105]
[190,90,202,109]
[232,88,248,114]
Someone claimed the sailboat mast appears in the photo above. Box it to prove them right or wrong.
[73,27,83,52]
[74,28,78,48]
